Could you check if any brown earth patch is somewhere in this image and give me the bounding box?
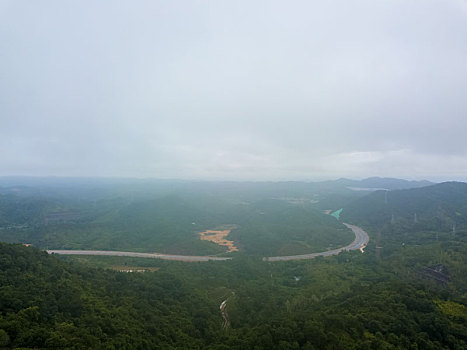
[199,229,239,252]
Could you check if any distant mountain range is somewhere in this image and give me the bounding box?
[0,176,433,188]
[341,181,467,232]
[319,177,434,191]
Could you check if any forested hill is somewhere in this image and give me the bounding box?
[0,243,225,349]
[1,240,467,349]
[0,194,51,226]
[341,181,467,232]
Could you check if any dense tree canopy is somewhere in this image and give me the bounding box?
[0,240,466,349]
[0,179,466,349]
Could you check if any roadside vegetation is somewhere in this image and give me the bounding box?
[0,179,466,348]
[0,182,356,256]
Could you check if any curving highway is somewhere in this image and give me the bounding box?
[264,223,369,262]
[47,223,368,263]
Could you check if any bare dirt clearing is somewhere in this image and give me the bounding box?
[199,227,239,252]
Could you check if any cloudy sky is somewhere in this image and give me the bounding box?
[1,0,467,181]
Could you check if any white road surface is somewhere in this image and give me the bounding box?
[264,223,369,262]
[47,223,368,263]
[46,249,231,262]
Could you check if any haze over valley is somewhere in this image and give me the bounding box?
[1,0,467,348]
[1,176,467,348]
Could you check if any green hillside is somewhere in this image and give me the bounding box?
[228,199,353,256]
[1,237,466,349]
[341,182,467,234]
[0,186,353,256]
[0,243,223,349]
[1,179,467,349]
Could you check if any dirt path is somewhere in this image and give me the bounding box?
[220,299,230,329]
[219,292,234,329]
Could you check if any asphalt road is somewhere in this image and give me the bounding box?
[46,249,232,262]
[264,223,369,262]
[47,223,368,263]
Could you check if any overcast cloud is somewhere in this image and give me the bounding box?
[1,0,467,181]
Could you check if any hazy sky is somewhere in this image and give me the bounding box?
[1,0,467,181]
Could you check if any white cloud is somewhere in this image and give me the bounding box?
[1,0,466,181]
